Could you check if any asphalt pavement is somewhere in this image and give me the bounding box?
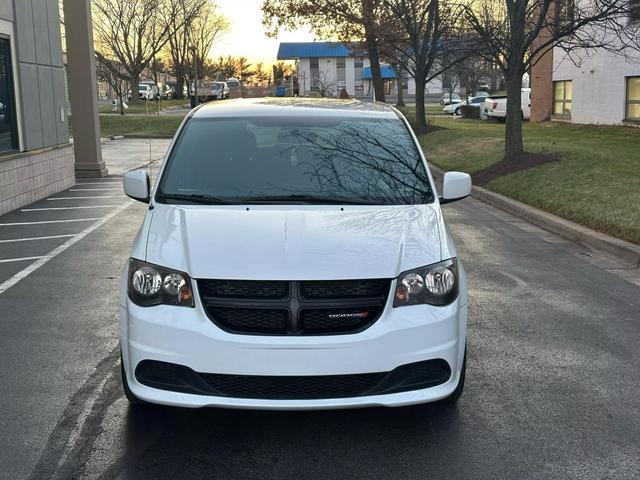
[0,174,638,479]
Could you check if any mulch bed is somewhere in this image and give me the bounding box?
[472,151,561,186]
[413,123,444,134]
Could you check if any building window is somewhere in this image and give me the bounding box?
[626,76,640,121]
[0,37,18,153]
[336,58,346,89]
[556,0,575,25]
[354,57,364,91]
[310,57,319,91]
[553,80,572,116]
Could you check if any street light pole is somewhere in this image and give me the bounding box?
[190,46,198,107]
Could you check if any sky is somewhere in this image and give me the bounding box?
[213,0,314,66]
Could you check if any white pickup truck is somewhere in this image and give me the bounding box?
[484,88,531,120]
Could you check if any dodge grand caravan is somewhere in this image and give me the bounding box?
[120,98,472,409]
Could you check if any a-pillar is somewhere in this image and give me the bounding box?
[63,0,107,177]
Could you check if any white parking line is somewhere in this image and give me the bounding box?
[21,205,121,212]
[0,218,101,226]
[70,188,121,192]
[0,202,132,295]
[48,196,122,200]
[75,181,123,185]
[0,234,76,243]
[0,256,45,264]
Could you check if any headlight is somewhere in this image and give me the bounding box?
[128,258,194,307]
[393,258,458,307]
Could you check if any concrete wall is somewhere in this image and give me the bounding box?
[0,0,74,215]
[553,46,640,125]
[0,144,74,215]
[13,0,69,151]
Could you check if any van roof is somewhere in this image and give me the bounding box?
[190,98,399,119]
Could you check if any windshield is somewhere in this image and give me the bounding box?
[157,116,433,205]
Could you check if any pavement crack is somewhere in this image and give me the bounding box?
[27,344,121,480]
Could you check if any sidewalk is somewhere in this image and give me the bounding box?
[101,138,171,175]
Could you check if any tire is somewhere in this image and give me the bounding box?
[121,353,147,406]
[455,107,462,116]
[441,348,466,404]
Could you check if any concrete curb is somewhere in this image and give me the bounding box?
[430,164,640,267]
[122,134,174,139]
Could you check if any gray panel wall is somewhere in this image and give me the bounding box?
[12,0,68,152]
[0,1,13,22]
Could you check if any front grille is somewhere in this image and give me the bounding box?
[211,307,289,334]
[301,279,389,299]
[136,359,452,399]
[198,279,392,335]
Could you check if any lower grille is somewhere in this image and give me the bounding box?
[135,359,452,400]
[198,279,392,336]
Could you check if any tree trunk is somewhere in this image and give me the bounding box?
[414,74,427,130]
[396,69,405,107]
[175,74,185,100]
[504,73,524,160]
[130,74,140,103]
[365,30,385,103]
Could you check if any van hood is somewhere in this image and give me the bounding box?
[144,204,443,280]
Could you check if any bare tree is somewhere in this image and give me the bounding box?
[185,3,230,89]
[262,0,389,102]
[93,0,170,101]
[379,0,471,130]
[313,70,337,97]
[95,54,129,115]
[462,0,639,160]
[165,0,209,99]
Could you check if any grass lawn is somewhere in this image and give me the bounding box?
[98,99,189,114]
[398,108,640,244]
[70,115,184,138]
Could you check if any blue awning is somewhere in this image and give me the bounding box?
[363,66,396,80]
[277,42,351,60]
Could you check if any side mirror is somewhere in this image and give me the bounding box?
[123,170,150,203]
[440,171,472,204]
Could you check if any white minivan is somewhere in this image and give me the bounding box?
[120,98,471,410]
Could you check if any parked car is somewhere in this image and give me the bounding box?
[208,82,229,100]
[138,83,156,101]
[225,78,240,89]
[440,93,462,105]
[469,91,490,101]
[484,88,531,121]
[120,98,471,410]
[160,85,174,100]
[443,96,486,116]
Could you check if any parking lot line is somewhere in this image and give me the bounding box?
[21,205,122,212]
[0,234,76,243]
[47,196,122,200]
[0,218,102,226]
[0,201,132,295]
[75,181,123,185]
[69,188,121,192]
[0,256,45,264]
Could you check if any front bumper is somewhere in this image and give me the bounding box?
[120,284,467,409]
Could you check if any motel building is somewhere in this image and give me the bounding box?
[277,42,443,100]
[531,9,640,125]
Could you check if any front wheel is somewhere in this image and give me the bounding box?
[454,107,462,116]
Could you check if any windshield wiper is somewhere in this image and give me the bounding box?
[238,194,380,205]
[156,192,236,205]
